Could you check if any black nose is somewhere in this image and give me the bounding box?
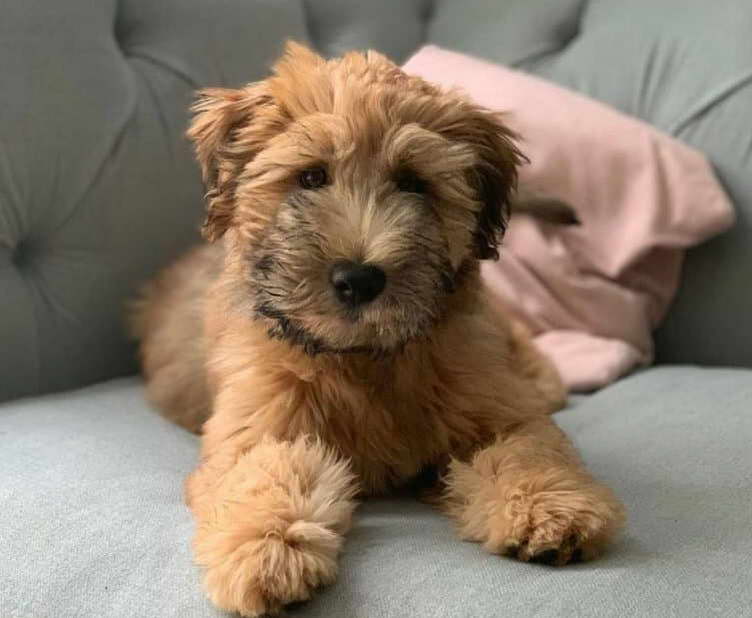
[330,261,386,307]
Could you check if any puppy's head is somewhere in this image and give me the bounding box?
[188,42,523,355]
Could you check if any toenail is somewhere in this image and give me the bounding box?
[530,549,559,565]
[503,543,520,557]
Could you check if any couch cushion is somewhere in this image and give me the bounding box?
[0,0,309,402]
[427,0,752,368]
[302,0,428,63]
[2,367,751,617]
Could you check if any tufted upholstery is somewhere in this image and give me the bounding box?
[1,0,750,401]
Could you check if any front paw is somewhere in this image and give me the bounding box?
[447,460,625,566]
[485,480,625,566]
[200,521,343,617]
[191,436,358,616]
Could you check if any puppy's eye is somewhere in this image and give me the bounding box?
[299,168,328,189]
[396,172,427,194]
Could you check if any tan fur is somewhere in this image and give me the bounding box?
[134,42,624,617]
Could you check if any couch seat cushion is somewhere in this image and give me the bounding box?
[2,367,751,617]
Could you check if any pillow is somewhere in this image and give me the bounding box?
[403,46,735,392]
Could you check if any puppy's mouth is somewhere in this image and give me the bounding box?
[256,302,428,359]
[254,301,402,357]
[249,254,462,357]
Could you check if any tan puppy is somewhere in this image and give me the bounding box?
[133,42,624,617]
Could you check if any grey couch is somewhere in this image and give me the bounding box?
[2,1,751,617]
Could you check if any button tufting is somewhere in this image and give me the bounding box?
[11,241,30,268]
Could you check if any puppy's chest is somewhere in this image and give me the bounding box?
[299,370,490,494]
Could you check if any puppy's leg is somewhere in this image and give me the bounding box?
[444,417,624,565]
[187,436,358,617]
[507,319,567,413]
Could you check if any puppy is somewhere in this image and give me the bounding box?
[133,43,623,617]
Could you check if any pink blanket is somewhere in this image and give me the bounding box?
[404,46,735,392]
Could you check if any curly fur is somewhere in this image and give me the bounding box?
[133,42,624,617]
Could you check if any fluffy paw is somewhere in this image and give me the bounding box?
[201,521,343,617]
[445,425,625,567]
[190,436,358,616]
[484,481,625,566]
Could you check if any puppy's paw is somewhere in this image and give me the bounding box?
[484,481,625,566]
[201,521,342,617]
[191,436,358,616]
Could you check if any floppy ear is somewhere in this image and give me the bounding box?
[187,83,276,241]
[458,109,525,260]
[188,42,326,241]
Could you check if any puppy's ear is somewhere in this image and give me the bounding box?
[456,109,525,260]
[187,84,276,241]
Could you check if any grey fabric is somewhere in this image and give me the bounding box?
[428,0,586,68]
[303,0,429,63]
[0,0,309,402]
[2,367,752,617]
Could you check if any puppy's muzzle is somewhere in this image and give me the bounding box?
[330,261,386,308]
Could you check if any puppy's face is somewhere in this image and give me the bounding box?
[189,43,522,355]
